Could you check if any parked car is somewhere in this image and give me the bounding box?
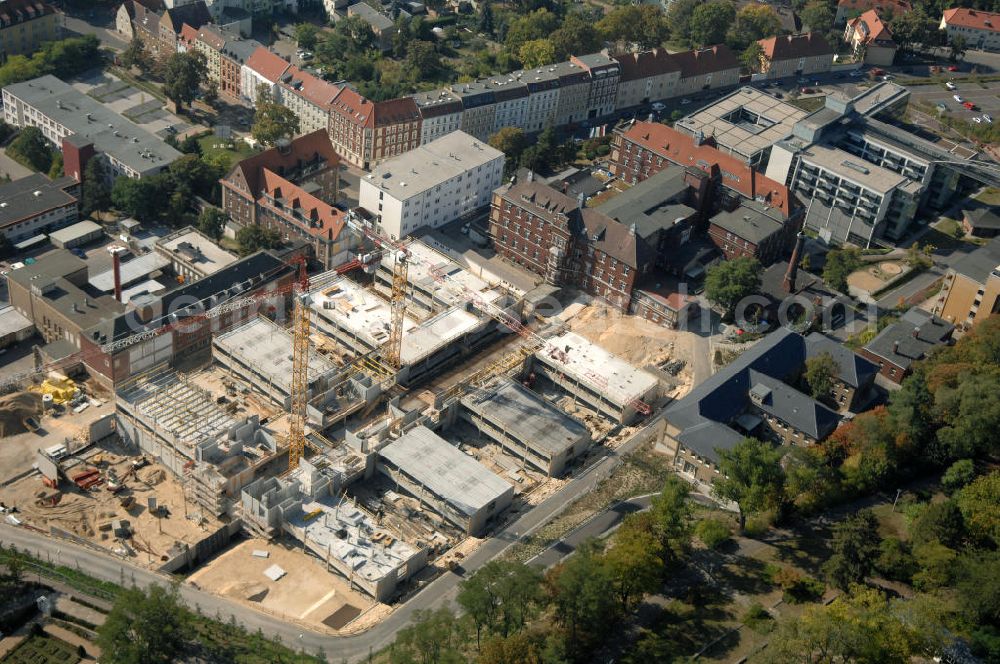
[984,114,993,124]
[948,65,959,71]
[972,116,982,124]
[850,69,864,77]
[774,92,783,98]
[882,74,895,81]
[953,94,963,102]
[963,101,976,110]
[651,102,666,112]
[680,98,691,105]
[945,81,957,90]
[936,102,948,112]
[70,248,87,259]
[801,87,814,94]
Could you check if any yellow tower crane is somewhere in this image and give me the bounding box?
[385,250,409,369]
[288,259,311,471]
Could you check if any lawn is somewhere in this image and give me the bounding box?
[788,96,827,113]
[196,134,258,164]
[975,187,1000,205]
[2,633,80,664]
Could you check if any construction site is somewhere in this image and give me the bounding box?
[0,226,684,631]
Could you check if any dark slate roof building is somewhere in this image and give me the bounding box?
[860,308,954,383]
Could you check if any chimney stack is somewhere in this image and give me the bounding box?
[912,326,920,338]
[783,232,805,293]
[893,340,900,354]
[111,247,123,303]
[577,191,585,209]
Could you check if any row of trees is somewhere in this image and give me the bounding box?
[390,477,696,663]
[0,34,101,88]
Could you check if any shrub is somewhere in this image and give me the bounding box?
[942,459,975,494]
[741,602,774,633]
[876,537,916,583]
[771,566,824,603]
[695,518,731,550]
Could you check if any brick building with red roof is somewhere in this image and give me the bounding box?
[327,88,421,169]
[756,33,834,79]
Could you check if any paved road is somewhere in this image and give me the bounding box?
[0,412,668,662]
[0,149,32,181]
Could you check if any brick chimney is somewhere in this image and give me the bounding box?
[783,232,805,293]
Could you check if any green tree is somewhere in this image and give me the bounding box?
[799,0,835,34]
[911,539,957,590]
[203,81,218,108]
[741,42,765,73]
[96,584,188,664]
[457,561,544,647]
[390,607,464,664]
[9,126,53,173]
[824,509,880,590]
[47,151,63,180]
[550,14,602,61]
[294,23,320,50]
[948,34,967,62]
[804,351,839,400]
[933,372,1000,460]
[121,36,149,72]
[704,256,762,322]
[404,40,441,84]
[822,246,861,292]
[666,0,700,46]
[648,474,692,562]
[504,9,560,57]
[956,471,1000,547]
[81,159,111,217]
[695,518,731,550]
[941,459,975,493]
[477,633,542,664]
[689,0,736,48]
[712,437,785,530]
[163,51,208,110]
[197,207,227,241]
[251,87,301,147]
[236,224,283,256]
[956,550,1000,631]
[547,541,616,658]
[518,39,556,69]
[478,0,495,36]
[728,4,781,50]
[111,176,164,223]
[488,127,528,168]
[876,537,916,583]
[597,5,670,52]
[911,499,964,548]
[890,9,937,54]
[604,514,663,613]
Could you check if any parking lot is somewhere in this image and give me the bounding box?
[908,78,1000,125]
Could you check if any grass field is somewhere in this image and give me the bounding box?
[196,134,258,163]
[2,634,80,664]
[975,187,1000,205]
[788,96,827,112]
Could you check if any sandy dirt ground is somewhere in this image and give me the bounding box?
[0,449,221,565]
[187,538,378,631]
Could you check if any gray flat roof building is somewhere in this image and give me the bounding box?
[0,173,79,243]
[2,75,181,179]
[378,425,513,535]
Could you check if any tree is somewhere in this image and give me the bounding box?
[294,23,319,50]
[911,499,964,548]
[603,514,663,613]
[9,126,53,173]
[956,471,1000,547]
[163,51,207,110]
[504,9,560,57]
[111,177,163,223]
[390,607,464,664]
[597,5,670,52]
[823,509,880,590]
[941,459,975,493]
[704,256,762,322]
[518,39,556,69]
[488,127,528,168]
[933,372,1000,460]
[251,88,300,147]
[949,34,967,62]
[197,208,227,241]
[956,550,1000,630]
[799,0,835,34]
[236,224,283,256]
[202,81,218,108]
[741,42,765,73]
[891,9,937,54]
[404,40,441,84]
[876,537,916,583]
[911,539,957,590]
[804,351,839,400]
[765,586,928,664]
[695,518,731,550]
[97,584,187,664]
[47,151,63,180]
[550,14,602,61]
[689,1,736,48]
[648,475,692,562]
[121,36,149,72]
[728,4,781,51]
[547,542,616,658]
[667,0,700,46]
[457,561,544,647]
[477,633,542,664]
[478,0,495,36]
[712,437,785,530]
[822,247,861,292]
[81,159,111,217]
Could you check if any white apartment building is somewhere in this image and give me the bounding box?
[413,90,463,145]
[940,8,1000,51]
[359,131,504,240]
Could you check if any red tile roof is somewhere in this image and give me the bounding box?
[848,9,895,46]
[278,65,341,109]
[670,45,740,79]
[330,86,375,128]
[224,129,341,199]
[196,24,227,51]
[758,32,834,60]
[613,49,681,83]
[246,46,291,84]
[620,121,794,216]
[0,0,55,26]
[260,169,346,240]
[178,22,198,47]
[373,97,420,127]
[941,7,1000,33]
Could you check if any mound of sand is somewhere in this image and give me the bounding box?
[0,392,43,438]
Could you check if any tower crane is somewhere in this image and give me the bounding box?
[287,258,311,471]
[384,250,409,369]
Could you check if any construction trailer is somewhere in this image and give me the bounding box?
[308,276,513,387]
[376,425,514,536]
[240,458,427,603]
[459,377,593,477]
[530,330,660,424]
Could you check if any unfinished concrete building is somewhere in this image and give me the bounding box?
[240,457,427,602]
[376,425,514,536]
[530,331,660,424]
[309,277,505,387]
[115,365,282,516]
[460,377,592,477]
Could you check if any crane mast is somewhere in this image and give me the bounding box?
[288,260,311,471]
[385,250,408,369]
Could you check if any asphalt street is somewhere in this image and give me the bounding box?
[0,411,672,662]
